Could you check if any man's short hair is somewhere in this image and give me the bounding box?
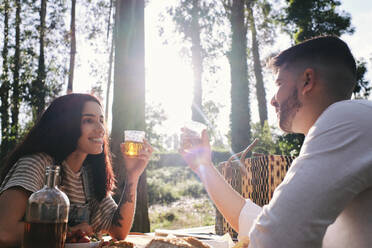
[270,36,357,99]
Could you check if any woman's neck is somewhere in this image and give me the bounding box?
[65,151,87,173]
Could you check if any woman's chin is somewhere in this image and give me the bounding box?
[89,148,103,155]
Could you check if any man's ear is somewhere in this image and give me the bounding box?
[301,68,315,95]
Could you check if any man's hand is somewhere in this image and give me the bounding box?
[179,129,213,174]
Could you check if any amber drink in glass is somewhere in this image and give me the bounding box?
[124,130,145,157]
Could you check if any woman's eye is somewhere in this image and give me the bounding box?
[83,118,94,124]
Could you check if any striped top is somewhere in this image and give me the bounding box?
[60,160,86,204]
[0,153,117,233]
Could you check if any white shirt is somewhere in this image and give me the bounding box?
[238,100,372,248]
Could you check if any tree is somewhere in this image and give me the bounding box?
[251,121,282,155]
[353,59,371,99]
[202,100,225,148]
[145,103,167,152]
[105,0,115,120]
[31,0,47,119]
[246,0,275,127]
[225,0,252,153]
[67,0,76,94]
[1,0,67,160]
[281,0,354,44]
[166,0,223,124]
[247,1,267,126]
[111,0,149,232]
[9,0,22,148]
[0,0,11,159]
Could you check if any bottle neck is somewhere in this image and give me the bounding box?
[45,166,60,188]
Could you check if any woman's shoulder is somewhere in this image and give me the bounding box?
[16,152,54,168]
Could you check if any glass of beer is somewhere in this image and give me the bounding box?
[180,121,207,153]
[124,130,145,157]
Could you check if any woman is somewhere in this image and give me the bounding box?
[0,93,153,247]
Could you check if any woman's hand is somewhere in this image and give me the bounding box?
[120,139,153,179]
[179,129,213,174]
[68,222,94,237]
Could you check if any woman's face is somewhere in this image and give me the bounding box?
[75,101,105,155]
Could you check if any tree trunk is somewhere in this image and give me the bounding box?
[32,0,47,119]
[247,1,267,126]
[105,4,115,121]
[10,0,22,148]
[229,0,251,153]
[191,0,204,124]
[111,0,149,232]
[0,0,10,160]
[67,0,76,94]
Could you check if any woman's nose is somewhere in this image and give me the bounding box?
[96,122,105,135]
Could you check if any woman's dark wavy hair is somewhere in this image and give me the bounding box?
[0,93,115,201]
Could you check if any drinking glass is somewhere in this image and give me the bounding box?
[180,121,207,152]
[123,130,145,157]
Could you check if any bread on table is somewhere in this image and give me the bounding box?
[99,240,135,248]
[145,236,211,248]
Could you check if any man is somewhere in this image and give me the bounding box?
[180,36,372,247]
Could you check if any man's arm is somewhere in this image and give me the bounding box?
[180,130,261,232]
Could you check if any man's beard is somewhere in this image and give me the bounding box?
[278,88,302,133]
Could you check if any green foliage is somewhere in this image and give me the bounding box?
[1,0,67,158]
[251,121,281,155]
[353,60,371,99]
[146,164,207,205]
[146,152,214,230]
[146,150,234,230]
[202,100,226,149]
[149,197,215,232]
[250,121,303,157]
[145,103,167,152]
[277,133,304,157]
[164,0,226,59]
[281,0,354,43]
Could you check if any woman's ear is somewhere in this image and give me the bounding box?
[301,68,315,95]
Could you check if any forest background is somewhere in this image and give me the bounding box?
[1,0,371,232]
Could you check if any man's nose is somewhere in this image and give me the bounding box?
[270,95,278,107]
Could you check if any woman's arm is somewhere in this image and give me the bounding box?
[0,188,30,247]
[108,174,140,240]
[108,139,153,240]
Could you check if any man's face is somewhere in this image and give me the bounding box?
[270,66,303,133]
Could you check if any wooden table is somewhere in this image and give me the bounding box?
[123,226,233,248]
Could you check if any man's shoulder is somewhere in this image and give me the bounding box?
[322,100,372,121]
[329,99,372,111]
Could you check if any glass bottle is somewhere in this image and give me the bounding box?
[22,166,70,248]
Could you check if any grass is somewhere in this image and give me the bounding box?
[149,196,216,232]
[146,162,217,232]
